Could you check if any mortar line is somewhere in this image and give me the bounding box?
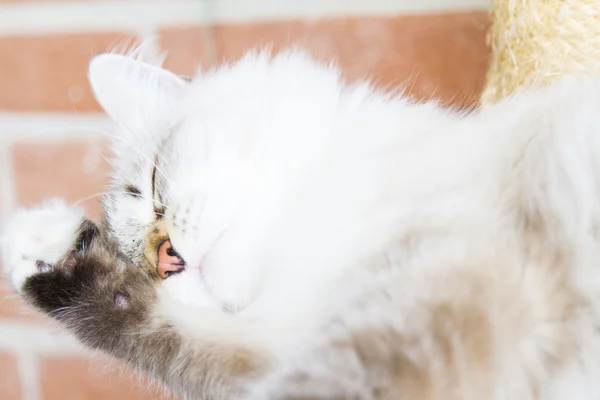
[18,350,41,400]
[0,140,16,214]
[0,320,84,355]
[200,0,218,68]
[0,0,492,36]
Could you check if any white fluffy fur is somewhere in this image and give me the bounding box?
[7,49,600,398]
[2,199,84,291]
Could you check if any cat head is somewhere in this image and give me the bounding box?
[90,49,354,312]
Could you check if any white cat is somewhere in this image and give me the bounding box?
[4,49,600,399]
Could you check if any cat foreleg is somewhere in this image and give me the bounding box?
[2,201,267,399]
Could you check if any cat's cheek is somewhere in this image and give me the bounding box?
[158,271,215,308]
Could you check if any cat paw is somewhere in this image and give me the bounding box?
[1,199,85,292]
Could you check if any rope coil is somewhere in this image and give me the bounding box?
[481,0,600,106]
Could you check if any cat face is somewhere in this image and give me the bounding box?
[90,51,346,312]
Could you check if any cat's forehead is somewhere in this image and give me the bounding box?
[105,50,349,192]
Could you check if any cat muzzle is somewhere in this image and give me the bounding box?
[157,240,185,279]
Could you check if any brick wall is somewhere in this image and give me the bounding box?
[0,0,491,399]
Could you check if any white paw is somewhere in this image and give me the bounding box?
[1,199,85,292]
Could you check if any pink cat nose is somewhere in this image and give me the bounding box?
[157,240,185,279]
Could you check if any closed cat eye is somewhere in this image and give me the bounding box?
[157,240,185,279]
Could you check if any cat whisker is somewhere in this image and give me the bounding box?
[151,159,174,186]
[126,327,172,336]
[87,140,118,171]
[12,123,178,192]
[73,190,111,206]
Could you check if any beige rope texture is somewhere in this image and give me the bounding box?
[481,0,600,106]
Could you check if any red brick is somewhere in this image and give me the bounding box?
[0,352,22,400]
[160,26,208,76]
[13,140,110,220]
[41,356,174,400]
[160,13,490,107]
[0,33,138,111]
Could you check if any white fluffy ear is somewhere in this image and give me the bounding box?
[88,53,186,127]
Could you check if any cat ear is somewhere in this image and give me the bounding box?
[88,53,186,127]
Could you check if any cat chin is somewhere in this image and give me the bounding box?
[158,269,216,308]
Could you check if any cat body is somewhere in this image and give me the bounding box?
[4,50,600,399]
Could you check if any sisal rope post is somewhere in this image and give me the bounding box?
[480,0,600,107]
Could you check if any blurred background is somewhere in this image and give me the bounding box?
[0,0,490,398]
